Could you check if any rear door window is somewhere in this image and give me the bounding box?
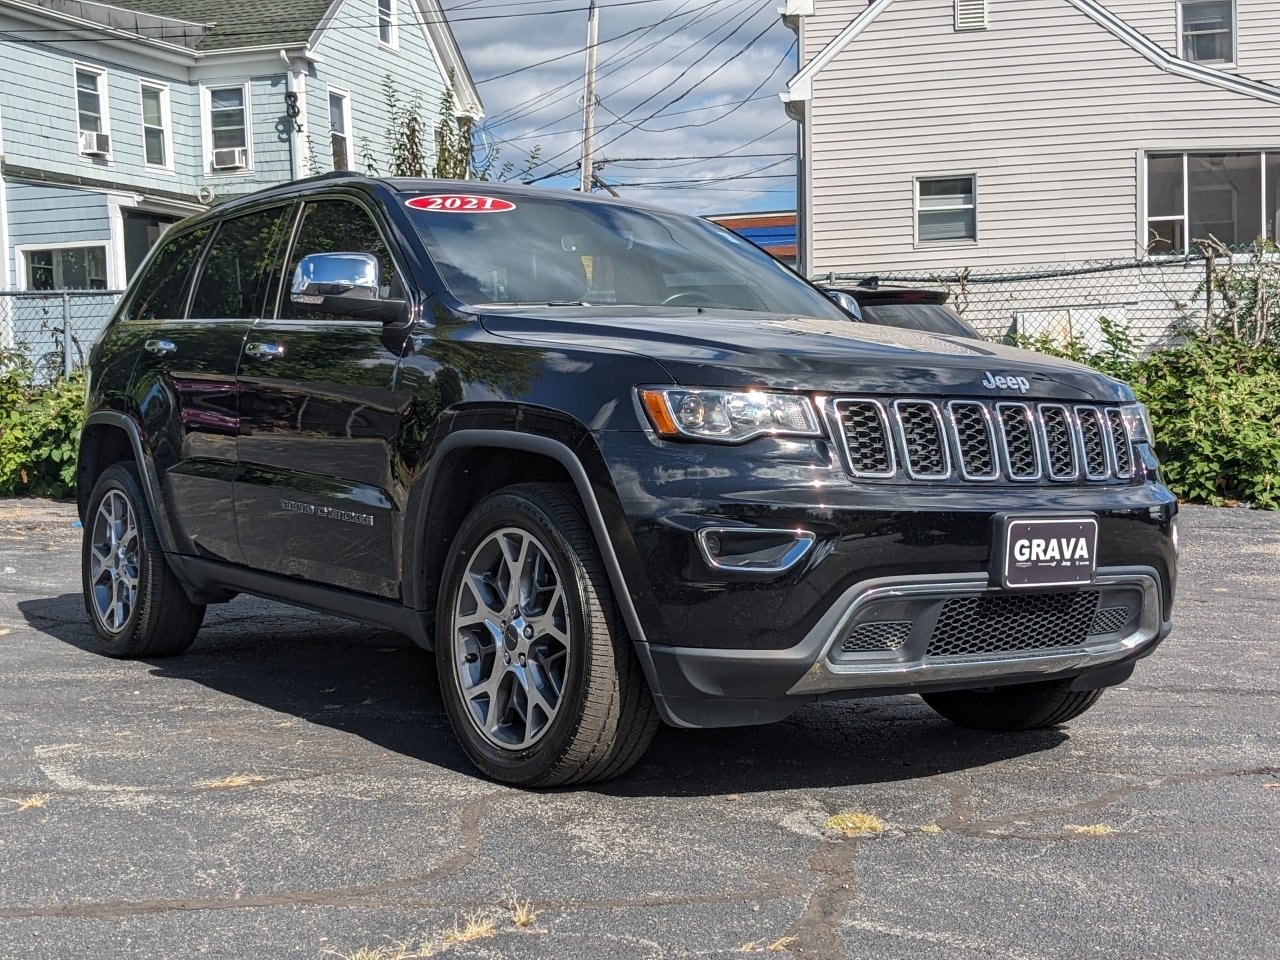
[189,206,292,319]
[125,226,211,321]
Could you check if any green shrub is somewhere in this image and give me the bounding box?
[1134,337,1280,509]
[0,357,86,499]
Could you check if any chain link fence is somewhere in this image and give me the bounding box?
[0,290,124,382]
[817,255,1229,350]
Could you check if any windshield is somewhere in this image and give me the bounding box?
[404,193,848,321]
[858,302,980,339]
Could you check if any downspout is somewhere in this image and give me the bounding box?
[281,50,310,180]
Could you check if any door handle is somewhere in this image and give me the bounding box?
[245,341,286,360]
[144,339,176,355]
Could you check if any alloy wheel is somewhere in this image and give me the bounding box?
[451,527,571,751]
[88,489,140,634]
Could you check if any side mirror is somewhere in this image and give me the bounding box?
[825,289,863,321]
[290,252,407,322]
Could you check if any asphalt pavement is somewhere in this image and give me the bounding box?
[0,500,1276,960]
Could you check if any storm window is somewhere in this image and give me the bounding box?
[24,247,108,290]
[140,83,170,167]
[1180,1,1235,64]
[378,0,396,46]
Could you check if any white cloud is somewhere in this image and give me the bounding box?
[447,0,798,214]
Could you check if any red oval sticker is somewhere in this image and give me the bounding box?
[405,195,516,213]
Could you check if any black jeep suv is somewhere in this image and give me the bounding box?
[78,174,1177,786]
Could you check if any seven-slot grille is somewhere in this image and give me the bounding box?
[832,397,1136,483]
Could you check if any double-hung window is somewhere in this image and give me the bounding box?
[916,176,977,243]
[1146,151,1279,252]
[329,91,351,171]
[207,85,249,171]
[75,66,109,156]
[1180,0,1234,65]
[140,82,171,168]
[377,0,396,46]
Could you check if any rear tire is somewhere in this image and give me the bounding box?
[436,482,659,787]
[82,462,205,657]
[921,678,1104,731]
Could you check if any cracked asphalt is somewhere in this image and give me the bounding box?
[0,500,1277,960]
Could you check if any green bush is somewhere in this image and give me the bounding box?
[1015,330,1280,509]
[1134,337,1280,509]
[0,354,86,499]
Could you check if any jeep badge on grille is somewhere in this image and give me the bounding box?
[981,371,1031,392]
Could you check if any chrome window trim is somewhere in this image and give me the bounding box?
[994,401,1043,481]
[830,397,898,479]
[892,399,952,480]
[945,399,1000,481]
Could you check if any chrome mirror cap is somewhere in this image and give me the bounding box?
[291,252,380,304]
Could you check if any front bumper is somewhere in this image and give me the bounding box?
[637,567,1170,728]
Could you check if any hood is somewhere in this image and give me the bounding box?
[477,307,1133,402]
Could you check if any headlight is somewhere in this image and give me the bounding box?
[639,387,822,443]
[1121,402,1153,444]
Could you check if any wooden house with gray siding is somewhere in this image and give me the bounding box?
[782,0,1280,277]
[0,0,480,292]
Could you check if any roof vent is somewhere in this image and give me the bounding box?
[955,0,988,31]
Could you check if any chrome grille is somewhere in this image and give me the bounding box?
[1075,406,1111,479]
[1105,407,1134,477]
[1040,405,1079,481]
[842,621,913,653]
[894,401,949,479]
[833,400,895,477]
[996,403,1041,480]
[833,397,1138,485]
[926,591,1102,659]
[947,401,998,480]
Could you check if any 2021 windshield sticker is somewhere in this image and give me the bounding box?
[405,195,516,213]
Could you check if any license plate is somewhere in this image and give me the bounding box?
[1000,517,1098,589]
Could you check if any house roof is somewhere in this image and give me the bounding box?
[102,0,331,50]
[784,0,1280,107]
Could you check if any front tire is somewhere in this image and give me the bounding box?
[921,678,1104,731]
[436,483,658,787]
[82,462,205,657]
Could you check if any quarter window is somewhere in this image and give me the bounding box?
[916,176,977,243]
[377,0,396,46]
[1180,0,1234,64]
[329,92,351,171]
[1147,152,1271,252]
[189,208,292,319]
[140,83,170,167]
[281,199,400,320]
[23,247,107,290]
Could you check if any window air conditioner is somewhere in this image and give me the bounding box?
[79,131,111,156]
[212,147,248,171]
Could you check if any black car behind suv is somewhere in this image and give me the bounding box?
[78,174,1177,786]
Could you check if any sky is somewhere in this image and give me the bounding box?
[443,0,799,216]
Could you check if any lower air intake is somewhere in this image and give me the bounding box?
[926,591,1101,658]
[842,620,913,653]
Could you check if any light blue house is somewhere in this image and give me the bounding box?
[0,0,481,294]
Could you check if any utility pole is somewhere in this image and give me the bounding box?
[579,0,598,193]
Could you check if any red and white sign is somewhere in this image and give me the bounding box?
[405,195,516,213]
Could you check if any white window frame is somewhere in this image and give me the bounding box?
[1177,0,1236,67]
[200,82,253,175]
[914,174,978,246]
[327,86,353,172]
[1143,150,1273,253]
[73,63,111,159]
[139,80,174,172]
[377,0,398,49]
[16,242,110,291]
